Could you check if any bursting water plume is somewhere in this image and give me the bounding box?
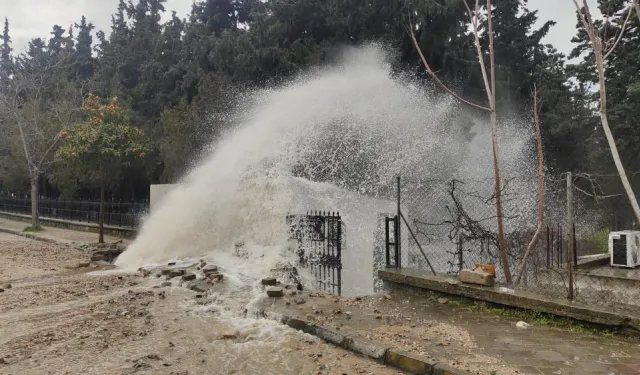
[116,44,535,294]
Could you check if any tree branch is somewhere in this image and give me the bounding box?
[603,3,634,60]
[406,23,490,111]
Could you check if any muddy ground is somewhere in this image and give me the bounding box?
[0,232,403,375]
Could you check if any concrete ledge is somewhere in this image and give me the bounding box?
[0,226,61,245]
[347,336,389,361]
[379,268,640,333]
[0,212,138,239]
[279,313,470,375]
[385,349,437,374]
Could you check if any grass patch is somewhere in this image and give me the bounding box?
[23,226,44,233]
[590,227,610,254]
[467,301,617,336]
[414,289,619,336]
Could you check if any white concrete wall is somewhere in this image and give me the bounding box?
[149,184,177,215]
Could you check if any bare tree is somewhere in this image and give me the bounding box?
[408,0,513,283]
[515,86,545,285]
[0,58,84,227]
[570,0,640,226]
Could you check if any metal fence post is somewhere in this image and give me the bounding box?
[396,176,401,269]
[567,171,574,300]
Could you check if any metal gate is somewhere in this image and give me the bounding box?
[286,211,342,295]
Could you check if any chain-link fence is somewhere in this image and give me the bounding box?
[391,173,640,314]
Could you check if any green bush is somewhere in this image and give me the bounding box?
[23,226,44,233]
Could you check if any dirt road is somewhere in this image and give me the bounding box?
[0,233,402,375]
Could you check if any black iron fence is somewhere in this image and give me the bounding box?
[286,211,343,295]
[0,196,148,228]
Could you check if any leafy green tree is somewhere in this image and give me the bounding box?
[55,94,151,242]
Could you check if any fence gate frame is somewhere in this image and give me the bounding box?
[286,211,343,295]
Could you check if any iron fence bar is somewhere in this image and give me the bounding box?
[573,223,578,268]
[396,177,402,269]
[385,218,391,267]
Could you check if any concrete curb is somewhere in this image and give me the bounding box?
[277,313,471,375]
[379,268,640,333]
[0,226,63,245]
[0,211,137,239]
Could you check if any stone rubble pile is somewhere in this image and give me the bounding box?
[137,259,226,295]
[76,241,127,267]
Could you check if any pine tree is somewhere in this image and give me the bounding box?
[74,16,95,79]
[0,17,13,90]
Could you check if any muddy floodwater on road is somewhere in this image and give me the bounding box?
[0,233,403,375]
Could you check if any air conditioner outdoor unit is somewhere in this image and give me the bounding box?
[610,231,640,268]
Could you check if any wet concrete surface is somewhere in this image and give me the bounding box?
[260,288,640,375]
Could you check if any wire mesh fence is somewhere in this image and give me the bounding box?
[394,173,640,313]
[0,195,148,228]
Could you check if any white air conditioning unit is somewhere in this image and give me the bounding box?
[610,231,640,268]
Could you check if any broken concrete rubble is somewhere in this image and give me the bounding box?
[459,268,495,286]
[266,287,284,297]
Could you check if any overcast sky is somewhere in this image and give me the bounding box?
[0,0,596,57]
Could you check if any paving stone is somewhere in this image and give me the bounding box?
[266,287,284,297]
[187,281,211,293]
[181,273,196,281]
[202,265,218,275]
[167,269,186,278]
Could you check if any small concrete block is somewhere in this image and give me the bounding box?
[385,349,436,374]
[209,273,223,281]
[78,262,91,268]
[266,286,284,297]
[187,281,211,293]
[261,277,277,286]
[182,273,196,281]
[167,269,186,278]
[347,337,389,361]
[459,268,495,286]
[202,265,219,275]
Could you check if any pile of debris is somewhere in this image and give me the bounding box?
[138,260,224,294]
[77,241,127,267]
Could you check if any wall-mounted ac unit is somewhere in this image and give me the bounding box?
[610,231,640,268]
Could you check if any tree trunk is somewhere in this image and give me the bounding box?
[515,89,545,285]
[600,113,640,225]
[594,43,640,227]
[99,176,105,244]
[30,174,40,228]
[489,110,512,284]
